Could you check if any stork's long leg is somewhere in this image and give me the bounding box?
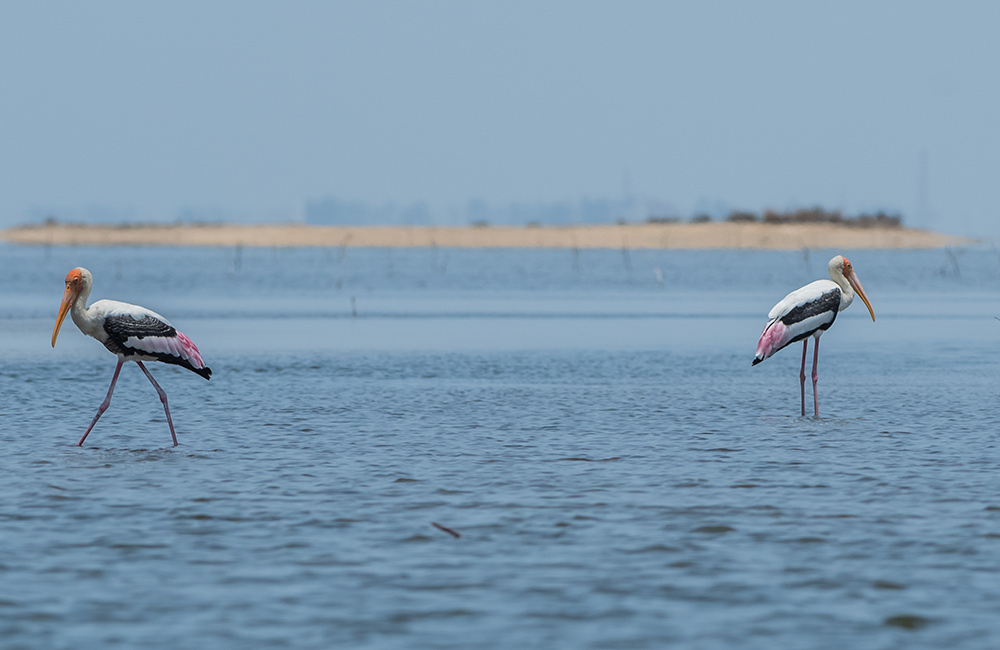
[811,337,820,417]
[78,358,125,446]
[137,361,178,446]
[799,340,808,417]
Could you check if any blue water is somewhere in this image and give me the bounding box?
[1,244,999,649]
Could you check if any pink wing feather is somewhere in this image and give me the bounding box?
[173,331,207,369]
[754,319,790,364]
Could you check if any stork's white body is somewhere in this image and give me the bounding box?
[71,298,205,368]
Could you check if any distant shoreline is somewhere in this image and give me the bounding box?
[0,222,970,250]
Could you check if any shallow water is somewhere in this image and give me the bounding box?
[1,244,999,649]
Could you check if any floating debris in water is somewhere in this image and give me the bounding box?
[431,522,461,539]
[884,614,931,630]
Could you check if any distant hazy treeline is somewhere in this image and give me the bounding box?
[719,207,902,228]
[306,197,904,228]
[26,199,904,229]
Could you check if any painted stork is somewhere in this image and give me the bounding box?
[752,255,875,417]
[51,267,211,446]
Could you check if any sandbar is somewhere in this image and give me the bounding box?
[0,222,969,249]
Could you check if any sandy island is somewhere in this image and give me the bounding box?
[0,222,969,249]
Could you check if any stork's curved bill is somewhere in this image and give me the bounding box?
[843,263,875,323]
[52,268,83,347]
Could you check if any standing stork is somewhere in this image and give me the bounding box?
[51,267,212,446]
[752,255,875,417]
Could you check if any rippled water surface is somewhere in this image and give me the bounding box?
[1,244,999,649]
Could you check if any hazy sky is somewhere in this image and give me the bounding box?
[1,1,998,237]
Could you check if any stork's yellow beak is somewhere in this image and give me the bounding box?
[845,267,875,322]
[52,284,77,347]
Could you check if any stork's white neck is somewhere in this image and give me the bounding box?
[828,262,855,312]
[69,274,99,335]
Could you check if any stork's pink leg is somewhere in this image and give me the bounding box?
[78,358,125,446]
[137,361,178,446]
[811,337,820,417]
[799,340,808,417]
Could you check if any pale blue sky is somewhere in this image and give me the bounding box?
[1,1,998,236]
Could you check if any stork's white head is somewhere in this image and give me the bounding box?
[828,255,875,322]
[52,267,93,347]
